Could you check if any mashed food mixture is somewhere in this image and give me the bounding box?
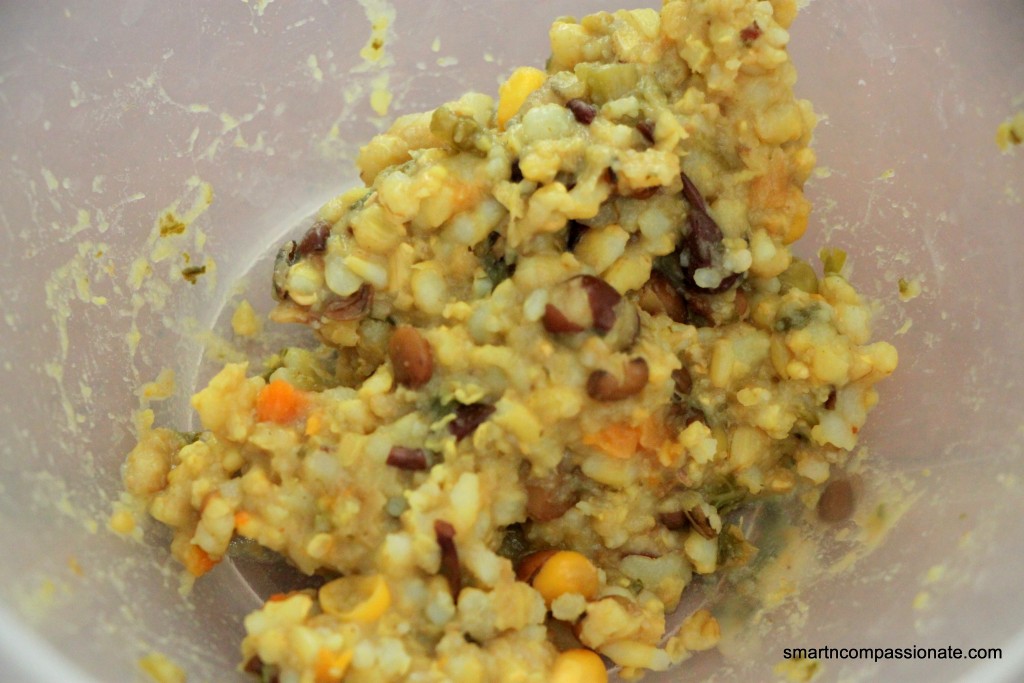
[124,1,897,681]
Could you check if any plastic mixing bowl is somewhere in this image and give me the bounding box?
[1,1,1022,681]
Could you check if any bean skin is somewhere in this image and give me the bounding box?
[322,284,373,321]
[525,470,579,522]
[515,549,558,583]
[295,220,332,258]
[638,272,687,323]
[678,171,739,294]
[586,358,649,401]
[637,119,656,144]
[434,520,462,596]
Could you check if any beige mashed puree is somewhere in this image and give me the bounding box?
[123,1,898,681]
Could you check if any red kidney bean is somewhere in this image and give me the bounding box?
[566,98,598,125]
[386,447,429,471]
[449,403,496,441]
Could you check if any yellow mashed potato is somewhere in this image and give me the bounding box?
[123,1,897,681]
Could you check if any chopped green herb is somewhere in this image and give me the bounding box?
[819,247,847,276]
[774,304,819,332]
[497,524,530,562]
[701,477,748,515]
[717,524,758,570]
[478,232,515,286]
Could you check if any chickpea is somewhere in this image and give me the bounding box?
[520,550,600,605]
[550,649,608,683]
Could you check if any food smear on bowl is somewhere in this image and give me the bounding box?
[121,0,898,680]
[996,110,1024,152]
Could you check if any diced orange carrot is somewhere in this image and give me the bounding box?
[256,379,308,424]
[582,423,641,459]
[315,648,353,683]
[234,510,251,530]
[639,414,669,451]
[184,545,218,577]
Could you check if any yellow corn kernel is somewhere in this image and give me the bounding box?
[305,412,323,436]
[319,574,391,622]
[550,649,608,683]
[497,67,546,129]
[531,551,600,605]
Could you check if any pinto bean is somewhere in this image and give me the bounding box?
[388,325,433,388]
[544,275,638,350]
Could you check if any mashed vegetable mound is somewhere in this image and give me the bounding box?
[124,1,897,681]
